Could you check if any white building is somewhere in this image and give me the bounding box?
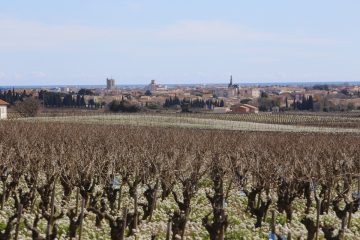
[0,100,9,119]
[213,107,231,114]
[60,87,70,93]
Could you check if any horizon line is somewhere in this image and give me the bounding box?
[1,80,360,89]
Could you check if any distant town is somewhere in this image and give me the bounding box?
[1,77,360,119]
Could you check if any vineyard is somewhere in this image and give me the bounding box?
[10,112,360,134]
[189,112,360,129]
[1,121,360,239]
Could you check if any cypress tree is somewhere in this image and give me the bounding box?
[80,96,86,107]
[293,97,296,110]
[308,95,314,110]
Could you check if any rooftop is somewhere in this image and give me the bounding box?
[0,100,9,105]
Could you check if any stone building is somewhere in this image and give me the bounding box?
[0,100,9,119]
[106,78,116,90]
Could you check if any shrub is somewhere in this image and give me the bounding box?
[14,97,40,117]
[108,100,141,112]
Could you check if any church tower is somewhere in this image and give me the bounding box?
[228,75,233,88]
[227,75,240,96]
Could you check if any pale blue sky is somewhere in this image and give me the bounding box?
[0,0,359,85]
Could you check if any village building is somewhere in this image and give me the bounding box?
[239,88,260,98]
[0,100,9,119]
[213,76,240,98]
[213,107,231,114]
[230,104,259,114]
[106,78,116,90]
[272,106,280,112]
[145,80,158,92]
[227,75,240,97]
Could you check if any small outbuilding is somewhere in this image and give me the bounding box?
[213,107,232,114]
[0,100,9,119]
[230,104,259,114]
[231,105,251,113]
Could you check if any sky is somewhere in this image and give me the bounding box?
[0,0,359,85]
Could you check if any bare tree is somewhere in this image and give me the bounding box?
[14,98,40,117]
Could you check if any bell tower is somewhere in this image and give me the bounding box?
[228,75,233,88]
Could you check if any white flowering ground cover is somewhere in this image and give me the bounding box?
[188,112,360,129]
[2,117,359,239]
[1,178,360,239]
[17,114,360,134]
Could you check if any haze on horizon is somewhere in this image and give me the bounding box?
[0,0,359,86]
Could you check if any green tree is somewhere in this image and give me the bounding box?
[80,96,86,107]
[308,96,314,110]
[108,100,140,112]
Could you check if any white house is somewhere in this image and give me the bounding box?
[213,107,231,114]
[0,100,9,119]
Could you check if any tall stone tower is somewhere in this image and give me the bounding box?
[106,78,115,90]
[227,75,239,96]
[228,75,233,87]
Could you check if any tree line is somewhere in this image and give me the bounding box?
[292,95,314,111]
[38,90,104,108]
[163,96,225,109]
[0,89,30,105]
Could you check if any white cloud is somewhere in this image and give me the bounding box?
[0,71,48,85]
[0,18,344,84]
[30,71,47,78]
[0,17,112,51]
[155,20,336,46]
[0,18,336,52]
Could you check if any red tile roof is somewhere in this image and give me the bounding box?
[0,100,9,105]
[242,104,258,110]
